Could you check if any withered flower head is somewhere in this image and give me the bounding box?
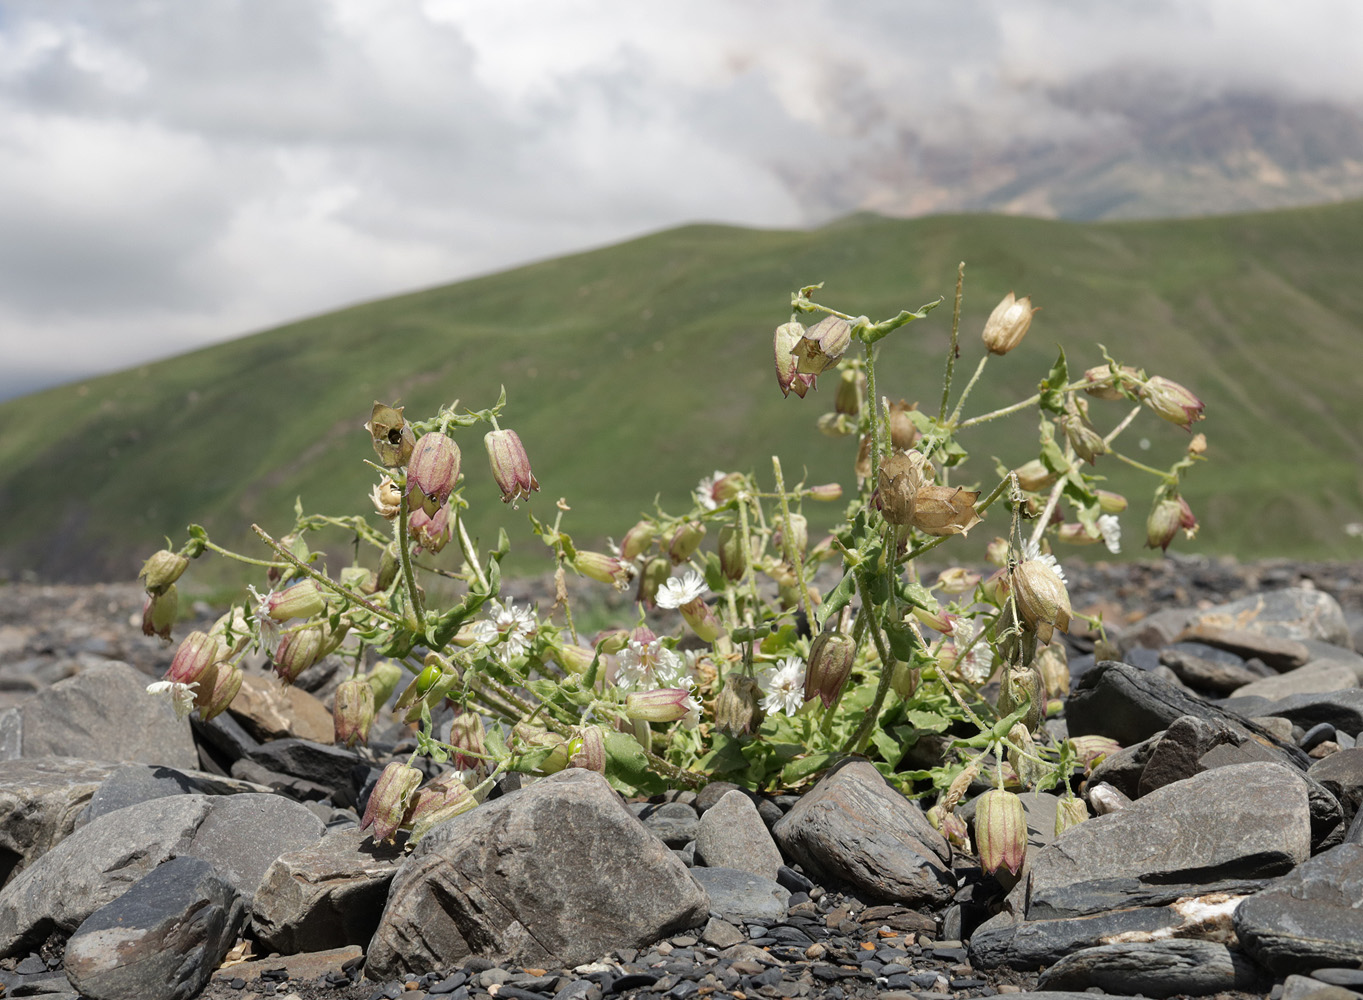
[911,485,981,537]
[485,428,539,504]
[790,315,852,376]
[876,451,928,526]
[982,292,1037,356]
[773,322,816,397]
[1010,559,1072,644]
[365,402,416,467]
[406,432,461,517]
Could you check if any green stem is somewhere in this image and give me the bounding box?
[737,494,762,611]
[641,748,705,789]
[396,498,424,631]
[948,356,991,426]
[203,539,288,570]
[250,525,400,624]
[456,510,490,592]
[841,573,896,755]
[1111,450,1177,482]
[1103,404,1143,447]
[771,455,810,626]
[939,262,965,423]
[864,342,885,476]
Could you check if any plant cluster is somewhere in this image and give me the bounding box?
[139,264,1206,871]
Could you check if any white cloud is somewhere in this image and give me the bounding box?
[0,0,1359,396]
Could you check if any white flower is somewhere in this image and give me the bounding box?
[656,570,707,610]
[1021,539,1067,584]
[247,585,281,655]
[760,656,807,717]
[473,598,537,665]
[693,470,726,511]
[146,680,198,721]
[616,638,687,690]
[1097,514,1122,554]
[950,620,994,685]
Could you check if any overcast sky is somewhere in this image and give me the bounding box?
[1,0,1359,400]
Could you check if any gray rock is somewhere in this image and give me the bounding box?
[1232,663,1359,701]
[1138,715,1240,795]
[771,760,954,907]
[64,856,245,1000]
[0,758,118,885]
[253,826,404,954]
[1235,842,1363,974]
[1176,624,1311,671]
[694,790,782,880]
[1282,975,1363,1000]
[0,709,20,762]
[1197,741,1345,853]
[1025,762,1310,919]
[1036,940,1264,998]
[631,800,699,848]
[1185,588,1352,650]
[1087,735,1159,799]
[244,738,367,807]
[1309,749,1363,827]
[20,661,198,770]
[365,769,709,977]
[1160,647,1260,694]
[0,791,323,957]
[699,916,745,949]
[689,866,789,923]
[77,763,275,827]
[971,891,1248,971]
[1118,608,1196,651]
[1243,690,1363,738]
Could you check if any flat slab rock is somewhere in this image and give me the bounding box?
[1234,842,1363,974]
[1037,939,1265,999]
[771,760,954,907]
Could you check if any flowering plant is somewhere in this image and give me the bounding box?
[139,266,1205,861]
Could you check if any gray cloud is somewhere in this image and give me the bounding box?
[0,0,1358,395]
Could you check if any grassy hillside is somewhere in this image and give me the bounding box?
[3,203,1363,589]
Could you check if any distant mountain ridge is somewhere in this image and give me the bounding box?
[2,200,1362,584]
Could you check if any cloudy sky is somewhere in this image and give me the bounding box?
[1,0,1359,400]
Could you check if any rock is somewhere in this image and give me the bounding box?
[1282,974,1363,1000]
[688,867,789,923]
[0,709,21,762]
[244,738,367,807]
[209,945,363,990]
[1036,940,1264,998]
[1234,842,1363,974]
[1196,741,1346,853]
[1309,749,1363,827]
[694,790,782,880]
[1232,663,1359,701]
[64,856,245,1000]
[19,661,199,770]
[365,769,709,977]
[253,826,405,954]
[1118,608,1196,651]
[230,758,335,802]
[1238,690,1363,739]
[1175,624,1311,671]
[1024,762,1310,919]
[1185,588,1352,649]
[771,760,954,907]
[76,763,274,828]
[1159,647,1261,694]
[630,800,699,848]
[971,892,1247,971]
[227,674,335,744]
[0,758,118,885]
[1087,736,1159,799]
[1137,715,1240,795]
[0,792,323,956]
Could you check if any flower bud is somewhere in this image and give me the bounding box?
[1060,397,1106,464]
[406,432,461,517]
[912,485,982,537]
[792,315,852,375]
[773,513,809,560]
[575,550,632,589]
[942,761,981,815]
[370,477,402,520]
[888,400,920,452]
[808,482,843,502]
[1057,522,1099,545]
[365,659,404,709]
[774,322,816,397]
[1082,364,1139,401]
[1067,734,1122,772]
[140,549,188,595]
[679,598,723,643]
[985,537,1010,567]
[1012,459,1055,493]
[199,661,243,722]
[1006,722,1045,787]
[568,725,606,773]
[1010,559,1072,644]
[834,369,862,416]
[890,661,920,701]
[625,688,692,723]
[877,452,925,526]
[1096,489,1128,514]
[1140,376,1205,429]
[717,524,749,582]
[263,579,328,622]
[485,428,539,504]
[273,623,331,684]
[142,587,178,641]
[361,762,423,842]
[804,629,856,708]
[333,678,377,748]
[553,643,596,675]
[975,788,1028,876]
[448,711,487,771]
[209,607,252,657]
[594,628,630,656]
[409,502,452,554]
[1055,795,1089,836]
[715,674,764,735]
[620,520,657,561]
[365,402,416,468]
[167,631,225,689]
[1146,495,1198,551]
[1035,643,1070,699]
[399,653,461,723]
[936,567,980,595]
[667,521,706,564]
[405,773,477,844]
[817,412,857,437]
[981,292,1037,355]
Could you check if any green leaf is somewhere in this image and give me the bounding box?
[818,571,856,631]
[859,297,944,345]
[902,710,951,733]
[884,620,921,661]
[869,728,905,769]
[781,752,841,785]
[1038,347,1069,414]
[602,730,668,796]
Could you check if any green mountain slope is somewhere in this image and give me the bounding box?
[3,203,1363,586]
